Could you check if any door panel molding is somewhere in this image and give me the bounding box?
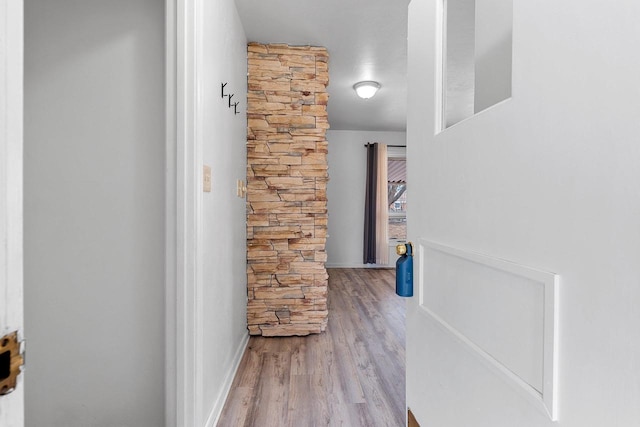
[417,239,559,420]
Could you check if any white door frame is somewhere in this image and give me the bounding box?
[0,0,24,425]
[2,1,201,424]
[166,0,205,426]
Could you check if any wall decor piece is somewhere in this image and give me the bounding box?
[246,43,329,336]
[221,82,241,115]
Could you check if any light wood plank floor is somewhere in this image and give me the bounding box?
[217,268,406,427]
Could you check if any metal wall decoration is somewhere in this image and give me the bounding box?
[221,82,240,115]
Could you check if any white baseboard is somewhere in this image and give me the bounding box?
[204,332,250,427]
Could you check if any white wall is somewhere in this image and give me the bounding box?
[24,1,165,426]
[200,0,249,425]
[326,130,406,268]
[407,0,640,426]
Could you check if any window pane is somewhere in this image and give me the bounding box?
[443,0,513,128]
[388,157,406,240]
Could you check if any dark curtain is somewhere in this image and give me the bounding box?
[363,143,378,263]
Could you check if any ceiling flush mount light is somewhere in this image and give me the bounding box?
[353,81,381,99]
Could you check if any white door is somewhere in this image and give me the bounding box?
[0,1,24,426]
[405,0,562,425]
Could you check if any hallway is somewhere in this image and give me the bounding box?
[217,268,406,427]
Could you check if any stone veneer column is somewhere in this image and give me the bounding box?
[246,43,330,336]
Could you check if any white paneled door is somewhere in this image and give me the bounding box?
[406,0,563,426]
[0,1,24,426]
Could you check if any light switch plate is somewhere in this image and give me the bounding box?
[203,165,211,192]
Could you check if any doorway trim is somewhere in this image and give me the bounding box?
[166,0,205,426]
[0,0,24,425]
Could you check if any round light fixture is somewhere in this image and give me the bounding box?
[353,81,381,99]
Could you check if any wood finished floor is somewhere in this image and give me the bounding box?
[217,268,406,427]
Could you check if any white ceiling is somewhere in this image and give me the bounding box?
[234,0,410,132]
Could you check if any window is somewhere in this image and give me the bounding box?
[442,0,513,129]
[388,148,406,240]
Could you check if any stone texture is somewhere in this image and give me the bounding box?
[246,43,330,336]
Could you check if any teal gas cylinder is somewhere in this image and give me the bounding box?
[395,242,413,297]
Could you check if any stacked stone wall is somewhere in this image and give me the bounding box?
[246,43,329,336]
